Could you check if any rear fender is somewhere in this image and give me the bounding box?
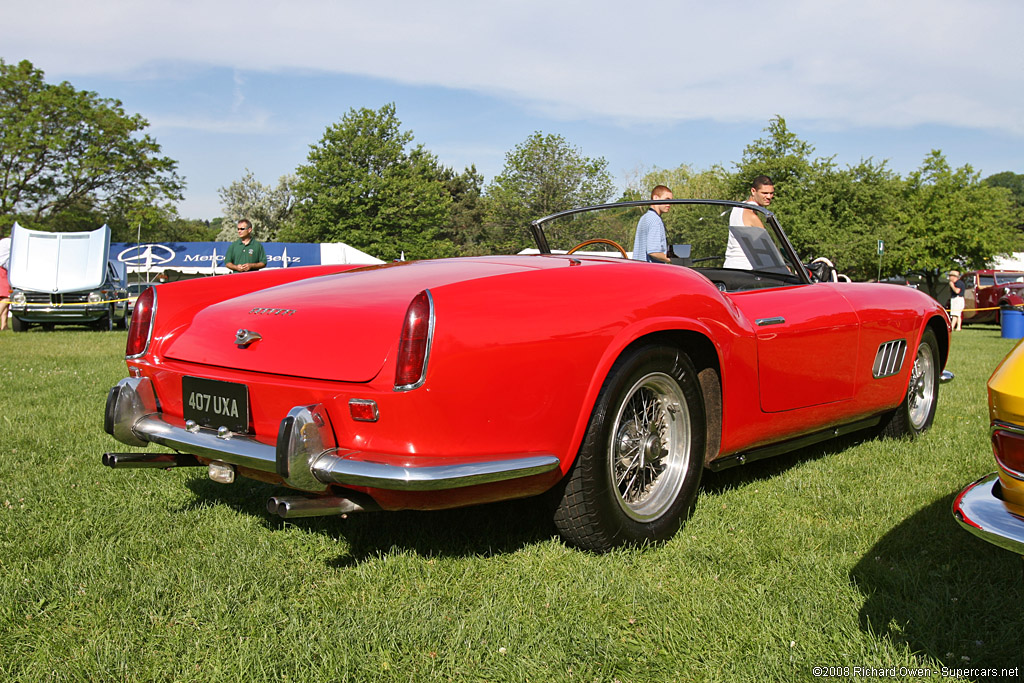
[564,314,731,471]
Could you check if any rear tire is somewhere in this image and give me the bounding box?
[879,329,940,439]
[553,345,705,551]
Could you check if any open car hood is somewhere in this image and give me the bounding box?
[9,223,111,293]
[162,258,545,383]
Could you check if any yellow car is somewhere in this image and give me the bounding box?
[953,339,1024,554]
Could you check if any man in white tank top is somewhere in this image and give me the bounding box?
[724,176,775,269]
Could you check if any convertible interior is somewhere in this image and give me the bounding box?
[543,200,808,292]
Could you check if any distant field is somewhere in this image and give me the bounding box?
[0,326,1021,682]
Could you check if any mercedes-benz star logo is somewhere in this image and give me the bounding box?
[118,244,177,268]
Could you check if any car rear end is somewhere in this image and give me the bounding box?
[953,339,1024,554]
[102,260,571,517]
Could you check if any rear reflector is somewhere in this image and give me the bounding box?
[394,290,434,391]
[349,399,379,422]
[993,426,1024,478]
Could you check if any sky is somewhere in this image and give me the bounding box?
[3,0,1024,220]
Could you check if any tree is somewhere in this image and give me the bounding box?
[895,151,1017,280]
[438,165,490,255]
[725,118,1019,281]
[281,103,455,260]
[217,170,296,242]
[485,132,615,253]
[983,171,1024,207]
[729,116,816,204]
[628,163,730,201]
[789,158,905,279]
[0,59,184,230]
[982,171,1024,234]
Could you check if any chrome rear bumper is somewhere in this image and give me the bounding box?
[104,377,561,494]
[952,472,1024,555]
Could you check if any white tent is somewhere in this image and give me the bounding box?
[993,252,1024,270]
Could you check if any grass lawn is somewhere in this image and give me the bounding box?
[0,325,1022,682]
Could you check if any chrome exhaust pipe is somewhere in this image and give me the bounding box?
[102,452,201,468]
[266,495,370,519]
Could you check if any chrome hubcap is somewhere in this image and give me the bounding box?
[907,342,935,430]
[609,372,691,522]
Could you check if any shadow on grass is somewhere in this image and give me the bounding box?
[173,427,888,565]
[850,494,1024,672]
[181,475,560,564]
[176,430,874,566]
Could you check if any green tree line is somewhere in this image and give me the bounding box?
[2,59,1021,278]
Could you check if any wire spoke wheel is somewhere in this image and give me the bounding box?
[906,340,936,431]
[610,372,691,522]
[553,345,706,551]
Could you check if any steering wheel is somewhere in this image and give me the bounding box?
[566,238,629,258]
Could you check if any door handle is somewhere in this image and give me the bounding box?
[755,317,786,326]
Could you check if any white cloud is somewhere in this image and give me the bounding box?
[5,0,1022,134]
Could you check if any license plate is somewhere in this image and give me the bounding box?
[182,376,250,433]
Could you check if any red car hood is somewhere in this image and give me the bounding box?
[163,257,553,382]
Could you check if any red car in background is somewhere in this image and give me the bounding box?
[102,199,952,551]
[962,270,1024,324]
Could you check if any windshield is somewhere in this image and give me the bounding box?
[995,272,1024,285]
[532,200,808,288]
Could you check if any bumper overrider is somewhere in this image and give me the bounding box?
[952,472,1024,555]
[103,377,561,518]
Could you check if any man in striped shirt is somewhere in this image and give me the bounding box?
[632,185,673,263]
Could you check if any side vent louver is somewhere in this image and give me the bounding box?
[872,339,907,379]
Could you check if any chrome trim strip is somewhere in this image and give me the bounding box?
[755,317,785,327]
[952,473,1024,555]
[993,420,1024,437]
[311,451,561,491]
[707,416,882,472]
[872,339,907,379]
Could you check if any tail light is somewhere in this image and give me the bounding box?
[394,290,434,391]
[126,286,156,358]
[993,424,1024,479]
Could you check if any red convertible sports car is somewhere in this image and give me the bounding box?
[104,200,952,551]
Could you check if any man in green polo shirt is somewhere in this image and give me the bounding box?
[225,219,267,273]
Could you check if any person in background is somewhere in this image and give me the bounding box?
[724,176,775,269]
[225,219,267,273]
[948,269,965,331]
[632,185,673,263]
[0,226,11,332]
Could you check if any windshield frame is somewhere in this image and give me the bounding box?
[530,199,812,285]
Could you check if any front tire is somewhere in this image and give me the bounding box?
[11,316,29,332]
[554,345,706,551]
[879,329,940,438]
